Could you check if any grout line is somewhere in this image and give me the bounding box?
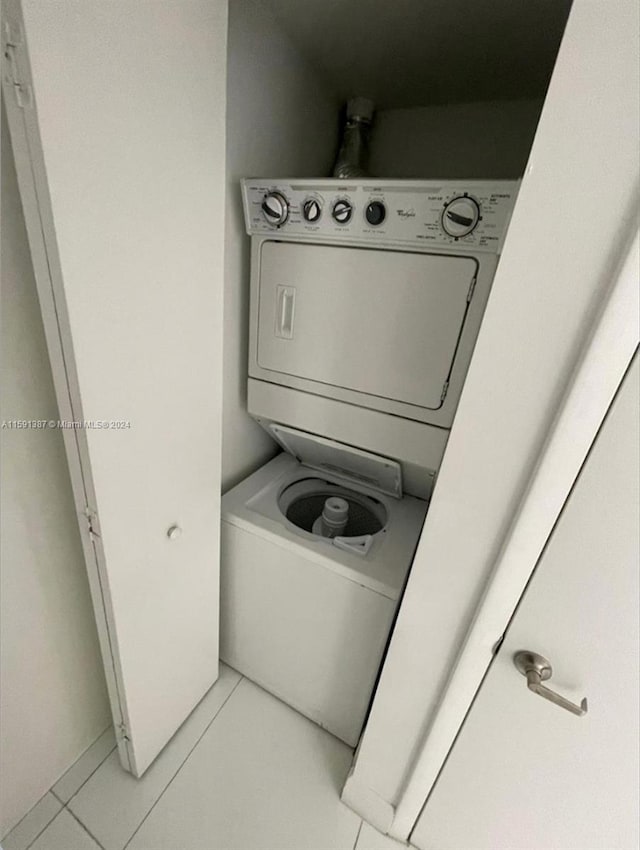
[20,806,62,850]
[64,806,107,850]
[352,819,364,850]
[122,675,244,850]
[6,725,112,850]
[55,725,110,787]
[65,741,118,807]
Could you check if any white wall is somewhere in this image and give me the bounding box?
[0,110,110,837]
[343,0,640,829]
[222,0,338,490]
[369,100,544,178]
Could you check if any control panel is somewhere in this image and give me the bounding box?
[242,179,519,253]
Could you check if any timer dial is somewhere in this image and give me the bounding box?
[261,191,289,227]
[332,199,353,224]
[442,196,480,238]
[303,198,322,222]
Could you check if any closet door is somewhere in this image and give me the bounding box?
[411,354,640,849]
[2,0,227,776]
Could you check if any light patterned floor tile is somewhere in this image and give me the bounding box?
[68,664,241,850]
[30,810,100,850]
[127,677,360,850]
[52,727,116,803]
[1,793,61,850]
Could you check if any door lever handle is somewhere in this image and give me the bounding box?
[514,651,588,717]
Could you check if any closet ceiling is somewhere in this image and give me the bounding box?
[265,0,573,109]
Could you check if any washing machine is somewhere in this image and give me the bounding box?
[221,179,518,746]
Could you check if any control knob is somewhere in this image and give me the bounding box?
[303,198,322,222]
[365,201,386,226]
[261,191,289,227]
[332,199,353,224]
[441,196,480,238]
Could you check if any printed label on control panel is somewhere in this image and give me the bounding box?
[243,180,519,253]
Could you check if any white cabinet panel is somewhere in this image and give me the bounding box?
[2,0,227,775]
[412,355,640,849]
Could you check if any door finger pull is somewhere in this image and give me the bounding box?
[513,651,588,717]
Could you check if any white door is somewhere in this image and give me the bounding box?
[2,0,227,776]
[411,352,639,849]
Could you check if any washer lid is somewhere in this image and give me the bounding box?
[268,423,402,498]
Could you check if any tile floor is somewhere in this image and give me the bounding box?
[2,665,407,850]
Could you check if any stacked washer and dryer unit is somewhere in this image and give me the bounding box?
[221,179,518,746]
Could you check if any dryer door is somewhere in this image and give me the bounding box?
[256,242,477,411]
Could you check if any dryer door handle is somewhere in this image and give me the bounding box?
[276,286,296,339]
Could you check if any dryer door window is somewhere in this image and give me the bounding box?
[257,241,477,411]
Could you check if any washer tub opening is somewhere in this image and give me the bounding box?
[279,478,387,538]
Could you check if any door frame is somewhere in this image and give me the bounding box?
[342,0,640,838]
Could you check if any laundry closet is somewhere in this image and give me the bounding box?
[218,0,572,747]
[2,0,573,800]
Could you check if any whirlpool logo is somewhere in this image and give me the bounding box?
[396,208,416,218]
